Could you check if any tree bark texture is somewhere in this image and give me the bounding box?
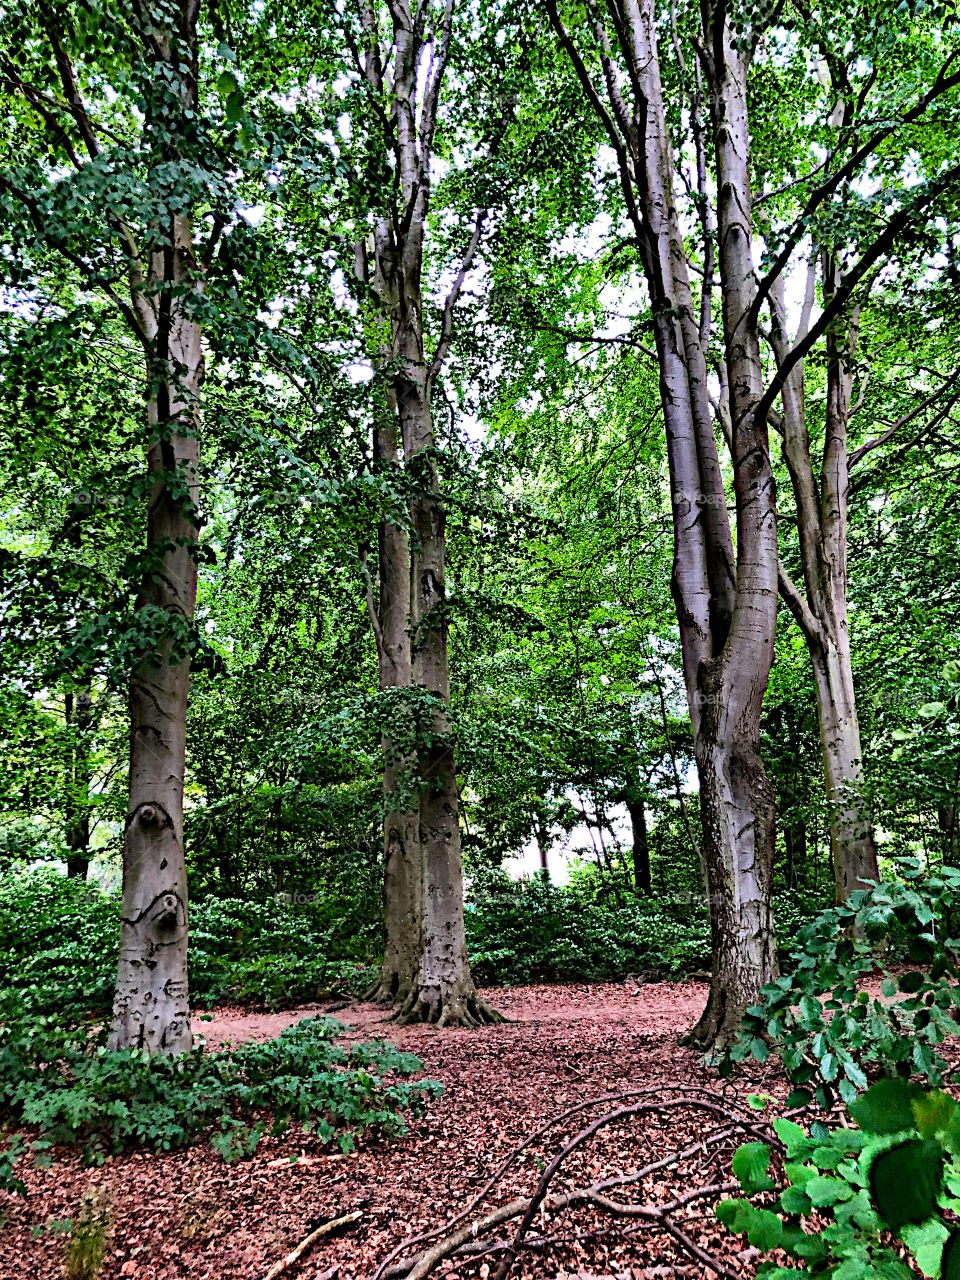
[109,4,203,1054]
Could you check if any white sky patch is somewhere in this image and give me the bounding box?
[239,204,266,227]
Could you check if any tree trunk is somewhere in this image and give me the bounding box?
[770,263,879,901]
[545,0,779,1047]
[399,387,497,1027]
[109,209,202,1055]
[64,689,92,880]
[625,793,651,896]
[811,630,876,897]
[784,819,806,890]
[368,454,422,1003]
[684,9,779,1048]
[355,0,494,1025]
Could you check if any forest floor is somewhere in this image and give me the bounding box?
[0,981,785,1280]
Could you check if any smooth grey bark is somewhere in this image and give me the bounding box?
[769,267,879,900]
[108,6,203,1054]
[686,8,779,1046]
[365,394,422,1004]
[549,0,778,1048]
[357,0,496,1025]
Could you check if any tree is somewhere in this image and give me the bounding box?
[543,0,776,1046]
[344,0,498,1024]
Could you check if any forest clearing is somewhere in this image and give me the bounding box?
[3,0,960,1276]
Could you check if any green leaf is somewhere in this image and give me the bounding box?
[941,1229,960,1280]
[913,1090,958,1138]
[850,1079,923,1134]
[902,1219,949,1277]
[732,1141,775,1191]
[868,1138,944,1230]
[805,1175,854,1207]
[779,1184,811,1214]
[773,1117,807,1154]
[217,71,238,96]
[899,970,926,994]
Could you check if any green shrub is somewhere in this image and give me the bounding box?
[464,870,712,984]
[464,871,823,986]
[0,871,375,1024]
[720,1080,960,1277]
[727,861,960,1108]
[0,1015,439,1194]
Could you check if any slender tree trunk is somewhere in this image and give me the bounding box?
[625,793,651,896]
[65,689,92,880]
[628,0,777,1046]
[811,627,875,896]
[109,209,202,1055]
[770,265,879,901]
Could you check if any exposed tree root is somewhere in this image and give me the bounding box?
[363,969,413,1007]
[680,984,748,1057]
[394,984,505,1028]
[375,1085,784,1280]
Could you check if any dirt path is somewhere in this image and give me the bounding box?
[0,982,776,1280]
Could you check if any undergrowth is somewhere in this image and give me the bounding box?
[0,1015,439,1195]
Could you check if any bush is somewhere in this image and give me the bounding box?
[728,861,960,1108]
[0,1015,439,1194]
[720,1080,960,1277]
[0,871,376,1024]
[464,870,713,984]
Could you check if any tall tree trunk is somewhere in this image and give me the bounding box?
[770,265,879,900]
[685,7,779,1047]
[625,792,651,896]
[367,404,422,1003]
[109,203,201,1053]
[64,688,92,880]
[356,0,494,1025]
[399,381,495,1026]
[630,0,777,1046]
[546,0,779,1047]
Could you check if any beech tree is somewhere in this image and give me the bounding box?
[539,0,960,1042]
[543,0,776,1046]
[0,0,309,1051]
[341,0,500,1024]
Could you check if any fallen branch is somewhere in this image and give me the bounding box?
[377,1087,779,1280]
[262,1211,362,1280]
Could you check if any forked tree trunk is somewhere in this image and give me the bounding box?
[109,212,202,1055]
[685,8,780,1048]
[546,0,779,1046]
[356,0,495,1026]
